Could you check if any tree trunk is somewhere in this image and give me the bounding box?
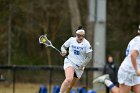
[8,0,12,66]
[68,0,81,35]
[86,22,94,47]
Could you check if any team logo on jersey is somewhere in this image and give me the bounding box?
[71,45,84,50]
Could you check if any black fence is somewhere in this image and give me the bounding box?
[0,65,102,93]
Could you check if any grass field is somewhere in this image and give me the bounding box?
[0,83,41,93]
[0,83,105,93]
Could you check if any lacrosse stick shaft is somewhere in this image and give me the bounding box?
[52,46,61,53]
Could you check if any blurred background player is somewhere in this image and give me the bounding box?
[0,73,5,81]
[60,26,92,93]
[93,25,140,93]
[103,55,118,93]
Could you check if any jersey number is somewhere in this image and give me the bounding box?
[74,50,80,55]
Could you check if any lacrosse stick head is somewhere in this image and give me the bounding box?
[39,34,52,47]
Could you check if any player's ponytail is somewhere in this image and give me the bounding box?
[77,26,83,30]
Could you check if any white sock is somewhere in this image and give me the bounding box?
[104,79,113,87]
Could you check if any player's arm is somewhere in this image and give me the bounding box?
[61,45,68,56]
[81,52,92,67]
[60,37,72,56]
[80,42,92,67]
[131,43,140,76]
[131,50,139,75]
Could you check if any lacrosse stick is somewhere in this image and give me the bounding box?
[39,34,84,70]
[39,34,61,53]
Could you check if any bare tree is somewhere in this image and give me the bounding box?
[68,0,81,35]
[8,0,12,66]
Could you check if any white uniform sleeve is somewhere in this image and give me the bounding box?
[86,42,92,53]
[81,52,92,67]
[63,37,72,48]
[133,43,140,54]
[80,41,92,67]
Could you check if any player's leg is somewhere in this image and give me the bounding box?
[60,66,74,93]
[131,76,140,93]
[132,84,140,93]
[93,74,132,93]
[66,77,79,93]
[105,86,109,93]
[93,74,119,93]
[119,84,131,93]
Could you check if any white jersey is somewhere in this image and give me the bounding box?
[63,37,92,66]
[120,36,140,72]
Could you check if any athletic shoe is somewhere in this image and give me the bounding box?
[93,74,109,83]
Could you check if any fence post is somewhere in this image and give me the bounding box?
[86,70,89,90]
[13,65,16,93]
[49,68,53,93]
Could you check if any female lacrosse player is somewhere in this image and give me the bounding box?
[60,26,92,93]
[93,25,140,93]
